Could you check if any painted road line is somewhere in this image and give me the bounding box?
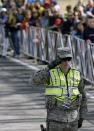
[86,93,94,99]
[6,56,39,71]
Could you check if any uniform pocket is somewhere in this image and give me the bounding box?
[67,109,79,122]
[45,96,57,110]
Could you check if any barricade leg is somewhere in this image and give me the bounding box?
[2,37,9,57]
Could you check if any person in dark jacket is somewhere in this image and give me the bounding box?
[8,8,21,57]
[83,15,94,43]
[72,21,84,39]
[62,12,75,35]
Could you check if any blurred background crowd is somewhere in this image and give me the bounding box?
[0,0,94,57]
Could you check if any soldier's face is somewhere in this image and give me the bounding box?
[60,57,72,72]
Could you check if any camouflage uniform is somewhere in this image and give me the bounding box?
[31,48,87,131]
[31,67,87,131]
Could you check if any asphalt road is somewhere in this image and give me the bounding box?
[0,56,94,131]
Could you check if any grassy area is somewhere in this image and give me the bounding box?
[58,0,88,14]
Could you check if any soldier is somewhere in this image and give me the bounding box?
[30,47,87,131]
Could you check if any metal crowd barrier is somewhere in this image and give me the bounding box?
[70,36,94,84]
[0,24,5,48]
[0,25,94,85]
[19,26,94,84]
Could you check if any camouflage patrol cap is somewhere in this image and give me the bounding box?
[57,47,72,59]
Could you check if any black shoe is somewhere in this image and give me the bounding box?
[0,55,6,58]
[40,124,46,131]
[78,123,82,128]
[78,118,83,128]
[2,56,6,58]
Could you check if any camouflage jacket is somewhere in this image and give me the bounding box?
[30,67,87,122]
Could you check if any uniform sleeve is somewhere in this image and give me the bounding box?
[78,78,88,119]
[30,67,50,86]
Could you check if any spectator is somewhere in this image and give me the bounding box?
[0,8,10,57]
[35,19,42,60]
[82,11,92,27]
[27,2,36,11]
[44,0,51,8]
[48,17,63,33]
[62,12,75,35]
[51,0,57,4]
[2,0,11,9]
[35,2,44,18]
[73,11,80,25]
[77,5,86,19]
[83,15,94,44]
[54,2,60,12]
[48,7,63,28]
[40,8,50,28]
[0,0,3,7]
[30,10,40,26]
[8,8,21,57]
[16,8,24,24]
[64,5,72,18]
[21,9,32,29]
[10,0,16,8]
[86,0,94,12]
[0,8,8,21]
[49,2,55,14]
[16,0,25,8]
[53,17,62,32]
[72,21,84,39]
[75,0,86,10]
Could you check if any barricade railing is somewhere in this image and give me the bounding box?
[0,24,5,48]
[70,36,94,84]
[0,25,94,85]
